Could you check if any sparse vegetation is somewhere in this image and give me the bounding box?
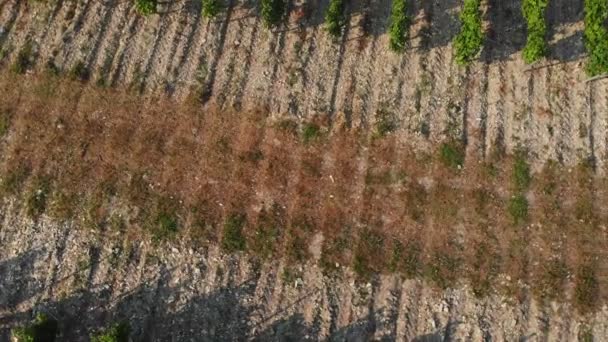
[0,110,11,137]
[91,322,130,342]
[508,193,528,224]
[11,42,34,74]
[301,122,321,144]
[260,0,286,27]
[454,0,483,65]
[202,0,221,18]
[69,60,89,81]
[325,0,345,37]
[26,177,51,219]
[439,141,465,170]
[135,0,157,16]
[522,0,548,63]
[11,313,58,342]
[513,152,532,190]
[388,0,409,52]
[221,213,247,252]
[584,0,608,75]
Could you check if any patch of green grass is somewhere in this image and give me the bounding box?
[91,322,130,342]
[260,0,286,27]
[202,0,221,18]
[512,152,532,190]
[135,0,157,16]
[301,123,321,144]
[522,0,548,64]
[251,223,280,260]
[453,0,483,65]
[388,0,409,52]
[508,194,528,224]
[425,250,461,289]
[221,213,247,252]
[325,0,345,38]
[153,211,179,241]
[439,141,465,170]
[11,313,58,342]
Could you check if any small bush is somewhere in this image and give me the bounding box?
[221,213,247,252]
[0,165,31,198]
[12,313,58,342]
[135,0,156,16]
[373,108,397,138]
[202,0,221,18]
[325,0,345,37]
[584,0,608,75]
[11,42,34,74]
[69,60,89,81]
[453,0,483,65]
[522,0,548,64]
[508,194,528,224]
[388,0,409,52]
[301,123,321,144]
[439,141,465,170]
[260,0,286,27]
[91,322,130,342]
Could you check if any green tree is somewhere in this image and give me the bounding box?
[388,0,409,52]
[522,0,548,64]
[12,313,58,342]
[584,0,608,75]
[202,0,221,18]
[135,0,156,16]
[260,0,286,27]
[453,0,483,65]
[325,0,345,37]
[91,322,130,342]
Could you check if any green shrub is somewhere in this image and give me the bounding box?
[584,0,608,76]
[91,322,130,342]
[221,213,246,252]
[202,0,221,18]
[301,123,321,144]
[439,142,465,170]
[260,0,286,27]
[522,0,548,64]
[508,194,528,224]
[388,0,409,52]
[512,153,531,190]
[12,313,58,342]
[325,0,345,37]
[453,0,483,65]
[135,0,156,16]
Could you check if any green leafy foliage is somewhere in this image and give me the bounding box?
[388,0,409,52]
[91,322,130,342]
[453,0,483,65]
[522,0,548,64]
[12,313,58,342]
[260,0,286,27]
[584,0,608,76]
[439,142,465,170]
[135,0,156,16]
[508,193,528,224]
[221,213,247,252]
[325,0,345,37]
[201,0,221,18]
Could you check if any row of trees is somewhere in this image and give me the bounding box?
[134,0,607,74]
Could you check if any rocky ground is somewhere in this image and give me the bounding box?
[1,202,607,341]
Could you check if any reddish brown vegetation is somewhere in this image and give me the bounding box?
[0,72,606,312]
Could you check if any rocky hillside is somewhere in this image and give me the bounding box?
[1,204,607,341]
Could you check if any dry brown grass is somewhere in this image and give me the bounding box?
[0,71,606,311]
